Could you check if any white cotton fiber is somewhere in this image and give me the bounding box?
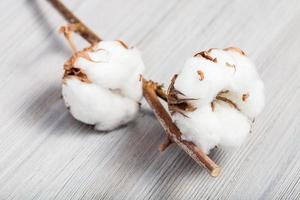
[173,105,222,154]
[171,47,264,153]
[174,56,232,107]
[62,40,145,131]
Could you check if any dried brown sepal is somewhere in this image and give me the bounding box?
[63,67,91,83]
[116,40,129,49]
[63,49,93,83]
[81,48,108,63]
[224,47,246,56]
[83,44,101,52]
[168,97,198,105]
[155,84,168,102]
[211,101,215,112]
[194,51,217,63]
[197,70,205,81]
[208,48,217,53]
[242,93,250,101]
[173,88,185,96]
[226,62,236,71]
[167,75,197,116]
[215,96,240,111]
[169,106,190,117]
[218,90,229,95]
[138,77,167,102]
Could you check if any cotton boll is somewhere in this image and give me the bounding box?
[62,40,145,131]
[170,47,264,154]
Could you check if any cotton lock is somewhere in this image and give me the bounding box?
[62,40,145,131]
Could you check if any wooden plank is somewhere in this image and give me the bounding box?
[0,0,299,199]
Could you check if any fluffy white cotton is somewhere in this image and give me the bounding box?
[173,103,251,154]
[62,40,145,131]
[172,47,264,154]
[173,105,222,154]
[174,56,232,107]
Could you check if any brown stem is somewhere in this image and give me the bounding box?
[59,24,79,54]
[47,0,101,44]
[142,79,220,177]
[48,0,220,177]
[159,137,173,152]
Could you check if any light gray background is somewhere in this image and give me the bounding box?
[0,0,300,199]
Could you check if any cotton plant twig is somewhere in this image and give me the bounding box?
[59,24,81,54]
[142,79,220,176]
[48,0,220,177]
[47,0,101,44]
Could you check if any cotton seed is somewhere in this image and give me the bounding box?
[197,70,205,81]
[242,93,250,101]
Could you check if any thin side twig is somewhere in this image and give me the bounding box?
[47,0,101,44]
[159,137,173,152]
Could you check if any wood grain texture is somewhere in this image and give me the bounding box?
[0,0,300,199]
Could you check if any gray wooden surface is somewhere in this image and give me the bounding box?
[0,0,300,199]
